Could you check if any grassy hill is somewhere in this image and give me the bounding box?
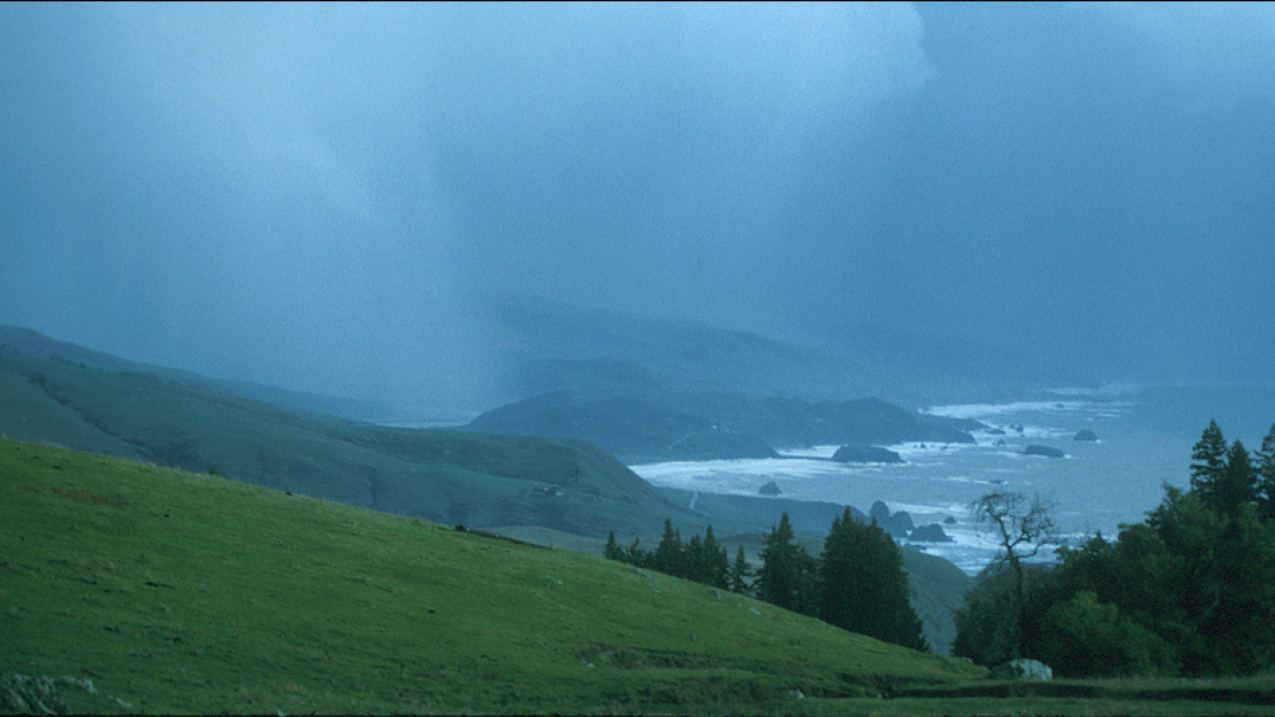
[1,439,983,714]
[7,440,1273,716]
[0,350,699,538]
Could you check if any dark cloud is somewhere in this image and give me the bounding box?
[2,2,1271,411]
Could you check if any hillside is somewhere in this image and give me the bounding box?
[0,350,695,538]
[465,390,980,463]
[0,326,411,424]
[476,293,1078,407]
[0,439,984,714]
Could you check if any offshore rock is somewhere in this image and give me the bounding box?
[1073,429,1098,442]
[908,523,954,543]
[832,444,904,464]
[1023,444,1065,458]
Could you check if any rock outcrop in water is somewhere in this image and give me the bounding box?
[1023,444,1065,458]
[832,444,904,464]
[908,523,954,543]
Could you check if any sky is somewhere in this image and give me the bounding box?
[2,2,1273,412]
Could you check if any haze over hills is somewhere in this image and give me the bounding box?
[472,293,1090,411]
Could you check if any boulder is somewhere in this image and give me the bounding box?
[1,674,71,715]
[758,481,782,496]
[1073,429,1098,442]
[1023,444,1065,458]
[992,659,1053,681]
[908,523,954,542]
[831,444,904,464]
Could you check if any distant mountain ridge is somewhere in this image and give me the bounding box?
[466,390,981,463]
[0,325,411,423]
[478,293,1080,408]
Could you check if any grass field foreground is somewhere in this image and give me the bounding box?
[1,439,982,714]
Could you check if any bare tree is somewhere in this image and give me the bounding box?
[970,491,1059,659]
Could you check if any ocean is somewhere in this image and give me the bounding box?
[631,385,1275,575]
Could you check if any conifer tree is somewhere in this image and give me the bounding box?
[603,531,625,562]
[756,513,803,612]
[1255,424,1275,522]
[818,509,927,650]
[1191,420,1229,502]
[700,525,730,589]
[626,537,650,569]
[654,519,684,576]
[685,534,706,583]
[728,544,752,595]
[1211,440,1257,518]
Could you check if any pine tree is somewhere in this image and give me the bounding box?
[818,509,926,650]
[1211,440,1257,518]
[700,525,730,589]
[1191,420,1229,503]
[756,513,802,612]
[626,537,650,569]
[817,509,857,629]
[603,531,625,562]
[685,534,705,583]
[654,519,684,576]
[1255,424,1275,522]
[728,545,752,595]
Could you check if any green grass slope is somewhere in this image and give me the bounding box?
[0,352,694,538]
[2,439,984,714]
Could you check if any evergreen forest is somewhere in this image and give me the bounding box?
[605,511,927,652]
[954,420,1275,677]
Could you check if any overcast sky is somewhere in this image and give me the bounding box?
[3,2,1273,410]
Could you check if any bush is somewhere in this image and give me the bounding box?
[1039,591,1178,677]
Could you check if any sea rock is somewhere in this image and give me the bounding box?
[868,501,913,539]
[1023,444,1065,458]
[831,444,904,464]
[992,658,1053,681]
[1073,429,1098,442]
[943,516,956,524]
[908,524,954,542]
[869,501,891,523]
[758,481,782,496]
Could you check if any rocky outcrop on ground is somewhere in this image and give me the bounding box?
[991,659,1053,680]
[1,674,70,715]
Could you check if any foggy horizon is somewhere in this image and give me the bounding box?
[4,2,1273,412]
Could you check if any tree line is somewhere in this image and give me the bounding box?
[605,510,927,651]
[955,420,1275,677]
